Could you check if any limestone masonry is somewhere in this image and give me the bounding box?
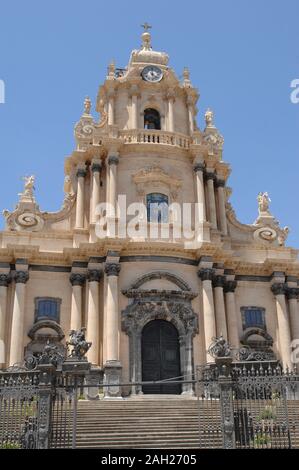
[0,27,298,396]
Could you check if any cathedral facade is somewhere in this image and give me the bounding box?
[0,28,298,396]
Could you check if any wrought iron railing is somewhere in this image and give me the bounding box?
[0,359,298,449]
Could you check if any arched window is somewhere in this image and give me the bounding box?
[144,108,161,130]
[146,193,168,222]
[34,297,61,323]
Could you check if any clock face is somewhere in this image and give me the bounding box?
[141,65,163,83]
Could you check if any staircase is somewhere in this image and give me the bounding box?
[75,397,222,449]
[75,397,299,449]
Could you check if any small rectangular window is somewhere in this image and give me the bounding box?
[35,298,61,323]
[241,307,266,330]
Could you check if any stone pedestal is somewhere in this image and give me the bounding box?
[85,366,103,400]
[103,360,122,398]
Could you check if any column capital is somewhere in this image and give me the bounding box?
[213,275,225,288]
[91,161,102,173]
[205,171,216,181]
[193,162,205,173]
[271,282,286,296]
[286,287,298,300]
[198,268,214,282]
[105,262,121,277]
[215,178,225,188]
[76,168,87,178]
[14,271,29,284]
[70,273,86,287]
[87,269,102,283]
[108,155,119,166]
[0,273,11,287]
[224,280,237,293]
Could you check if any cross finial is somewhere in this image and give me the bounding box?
[141,22,152,31]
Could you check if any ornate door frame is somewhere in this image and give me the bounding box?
[121,272,198,395]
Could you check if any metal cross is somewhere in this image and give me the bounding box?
[141,22,152,31]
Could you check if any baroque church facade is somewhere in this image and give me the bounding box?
[0,27,298,396]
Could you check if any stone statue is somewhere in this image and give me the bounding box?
[22,175,35,199]
[84,96,91,115]
[208,335,231,358]
[257,192,271,214]
[205,108,214,128]
[67,328,91,360]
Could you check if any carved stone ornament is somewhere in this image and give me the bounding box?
[3,189,76,232]
[70,273,86,287]
[271,282,286,296]
[66,328,92,360]
[14,270,29,284]
[105,262,121,277]
[132,166,181,200]
[202,117,224,154]
[236,345,275,362]
[198,268,214,282]
[121,271,198,395]
[87,269,102,282]
[207,336,231,359]
[74,99,96,150]
[0,273,11,287]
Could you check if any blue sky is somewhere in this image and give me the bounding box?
[0,0,298,245]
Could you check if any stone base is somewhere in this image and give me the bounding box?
[103,360,122,398]
[62,357,91,375]
[85,367,103,400]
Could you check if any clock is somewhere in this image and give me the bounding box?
[141,65,163,83]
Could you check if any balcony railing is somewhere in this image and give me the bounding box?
[119,130,191,149]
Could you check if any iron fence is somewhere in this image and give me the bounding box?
[0,359,298,449]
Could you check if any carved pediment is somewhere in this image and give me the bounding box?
[132,166,181,199]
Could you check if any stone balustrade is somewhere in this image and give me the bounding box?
[119,130,190,149]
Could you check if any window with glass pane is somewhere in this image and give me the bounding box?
[146,193,169,222]
[35,298,60,323]
[241,307,265,330]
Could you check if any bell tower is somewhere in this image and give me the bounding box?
[96,24,199,136]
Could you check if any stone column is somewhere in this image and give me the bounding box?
[130,85,139,129]
[224,280,240,350]
[198,268,216,362]
[90,159,102,224]
[286,288,299,341]
[104,262,121,362]
[213,275,228,339]
[9,271,29,366]
[205,171,217,229]
[69,273,86,331]
[215,178,228,235]
[0,274,11,366]
[193,162,206,222]
[107,154,119,209]
[168,92,175,132]
[107,91,115,126]
[187,98,194,135]
[271,283,292,369]
[86,269,102,365]
[75,166,87,229]
[104,262,122,398]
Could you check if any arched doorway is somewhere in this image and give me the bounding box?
[141,320,181,394]
[144,108,161,130]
